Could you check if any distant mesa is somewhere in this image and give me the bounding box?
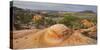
[78,10,96,13]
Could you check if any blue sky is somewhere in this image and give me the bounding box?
[13,1,97,12]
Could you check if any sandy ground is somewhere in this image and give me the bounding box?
[12,29,41,49]
[11,28,97,49]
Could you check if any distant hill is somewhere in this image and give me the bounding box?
[78,10,96,13]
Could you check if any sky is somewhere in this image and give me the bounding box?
[13,1,97,12]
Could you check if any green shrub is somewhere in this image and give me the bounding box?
[58,14,82,29]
